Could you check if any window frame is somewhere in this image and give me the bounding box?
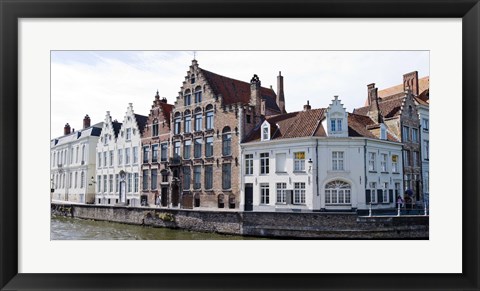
[260,152,270,175]
[260,183,270,205]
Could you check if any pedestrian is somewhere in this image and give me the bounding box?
[397,195,404,208]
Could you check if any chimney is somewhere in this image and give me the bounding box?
[161,97,167,103]
[276,71,286,113]
[367,84,382,123]
[403,71,419,95]
[250,74,262,118]
[83,114,91,129]
[64,123,71,135]
[303,100,311,111]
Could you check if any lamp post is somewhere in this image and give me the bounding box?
[90,176,97,204]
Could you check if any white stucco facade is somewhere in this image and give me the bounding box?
[95,104,145,207]
[50,121,103,204]
[417,104,429,205]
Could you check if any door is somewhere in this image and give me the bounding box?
[244,183,253,211]
[120,182,126,203]
[161,187,168,207]
[171,184,179,207]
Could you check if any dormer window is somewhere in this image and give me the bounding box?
[331,119,342,132]
[190,74,195,84]
[261,122,270,141]
[380,124,387,140]
[126,128,132,140]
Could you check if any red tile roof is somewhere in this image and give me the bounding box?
[378,76,430,98]
[354,96,404,119]
[159,102,174,126]
[201,69,281,112]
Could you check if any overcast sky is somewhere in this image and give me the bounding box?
[51,50,429,138]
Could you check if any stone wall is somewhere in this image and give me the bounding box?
[51,203,428,239]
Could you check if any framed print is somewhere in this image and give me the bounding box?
[1,0,479,290]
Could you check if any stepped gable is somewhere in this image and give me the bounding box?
[200,69,281,112]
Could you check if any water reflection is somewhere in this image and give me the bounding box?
[51,215,261,240]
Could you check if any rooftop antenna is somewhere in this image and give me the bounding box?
[193,51,197,60]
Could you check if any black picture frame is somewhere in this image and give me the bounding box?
[1,1,479,290]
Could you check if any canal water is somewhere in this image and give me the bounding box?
[51,215,260,240]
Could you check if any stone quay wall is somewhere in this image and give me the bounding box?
[51,203,429,239]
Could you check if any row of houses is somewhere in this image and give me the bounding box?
[50,60,429,212]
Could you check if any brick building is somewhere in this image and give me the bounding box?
[165,59,285,209]
[140,91,174,207]
[354,71,429,205]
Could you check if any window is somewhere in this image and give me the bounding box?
[369,182,377,203]
[103,175,107,193]
[97,175,101,192]
[160,143,168,162]
[142,170,148,190]
[262,124,269,141]
[380,125,387,140]
[332,151,344,171]
[330,119,342,132]
[245,154,253,175]
[294,182,306,204]
[424,140,429,160]
[404,174,411,191]
[222,163,231,189]
[173,142,181,161]
[75,147,78,163]
[142,146,149,163]
[152,119,159,137]
[260,183,270,204]
[412,128,418,143]
[69,173,72,188]
[125,148,130,164]
[133,173,138,193]
[194,112,202,131]
[152,144,158,163]
[108,174,113,193]
[103,152,107,166]
[395,182,401,197]
[422,118,429,131]
[194,138,202,158]
[115,174,119,192]
[133,146,138,164]
[408,105,413,117]
[194,86,202,103]
[276,153,286,172]
[383,182,389,203]
[246,114,251,123]
[81,145,85,163]
[425,171,429,193]
[325,180,351,205]
[74,172,78,188]
[218,194,225,208]
[392,155,399,172]
[184,140,191,159]
[222,127,231,156]
[97,153,101,168]
[109,150,114,166]
[151,169,157,190]
[205,166,213,190]
[184,114,191,133]
[81,172,85,188]
[205,137,213,157]
[368,152,376,171]
[294,152,305,171]
[402,126,410,142]
[404,150,410,167]
[276,183,287,204]
[380,153,388,172]
[184,90,191,106]
[413,151,419,167]
[206,105,214,129]
[183,166,190,190]
[126,128,131,140]
[260,153,269,174]
[161,171,168,183]
[118,149,123,165]
[174,115,181,134]
[190,74,195,84]
[193,166,201,189]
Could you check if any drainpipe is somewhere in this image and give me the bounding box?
[364,139,367,210]
[238,105,244,211]
[315,138,319,210]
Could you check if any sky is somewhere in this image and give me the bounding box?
[51,50,429,139]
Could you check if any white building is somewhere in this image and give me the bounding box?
[415,96,429,206]
[50,115,102,204]
[241,97,404,212]
[95,104,147,207]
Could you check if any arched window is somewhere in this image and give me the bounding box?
[194,86,202,103]
[174,112,181,134]
[194,107,202,132]
[218,194,225,208]
[222,126,231,156]
[184,110,191,133]
[81,145,85,163]
[325,180,351,205]
[152,118,159,137]
[205,104,214,130]
[229,194,235,209]
[184,89,191,106]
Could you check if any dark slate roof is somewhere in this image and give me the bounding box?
[201,69,281,113]
[244,108,325,142]
[112,121,122,138]
[134,114,148,135]
[90,127,102,137]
